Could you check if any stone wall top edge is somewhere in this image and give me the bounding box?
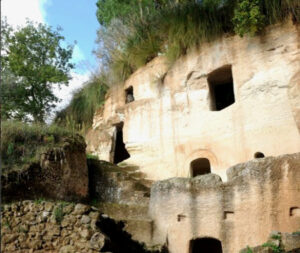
[151,152,300,195]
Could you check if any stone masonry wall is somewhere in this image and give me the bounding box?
[1,201,105,253]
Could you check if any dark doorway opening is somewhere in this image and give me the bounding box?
[208,65,235,111]
[190,158,211,177]
[254,152,265,158]
[125,86,134,104]
[189,238,223,253]
[112,123,130,164]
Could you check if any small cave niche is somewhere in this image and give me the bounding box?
[190,158,211,177]
[177,214,186,222]
[208,65,235,111]
[125,86,134,104]
[189,238,223,253]
[224,211,234,220]
[290,207,300,217]
[111,123,130,164]
[254,152,265,159]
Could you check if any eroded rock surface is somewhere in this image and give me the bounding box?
[2,135,88,202]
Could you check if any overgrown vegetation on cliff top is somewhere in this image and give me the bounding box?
[1,121,74,173]
[95,0,299,82]
[54,74,108,132]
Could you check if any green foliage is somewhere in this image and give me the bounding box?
[96,0,156,26]
[54,204,64,223]
[233,0,265,36]
[1,20,74,123]
[86,153,99,160]
[34,198,46,205]
[271,234,282,240]
[54,74,108,131]
[1,120,74,173]
[95,0,298,83]
[246,246,253,253]
[262,242,283,253]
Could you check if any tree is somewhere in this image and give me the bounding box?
[1,20,74,122]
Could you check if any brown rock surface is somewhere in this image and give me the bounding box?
[1,135,88,202]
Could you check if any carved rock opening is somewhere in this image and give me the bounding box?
[113,123,130,164]
[189,238,223,253]
[254,152,265,158]
[190,158,211,177]
[208,65,235,111]
[125,86,134,104]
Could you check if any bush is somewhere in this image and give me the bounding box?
[95,0,299,82]
[55,74,108,131]
[233,0,265,36]
[54,204,64,223]
[1,121,74,173]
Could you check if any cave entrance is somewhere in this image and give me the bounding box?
[189,238,223,253]
[208,65,235,111]
[125,86,134,104]
[190,158,211,177]
[112,123,130,164]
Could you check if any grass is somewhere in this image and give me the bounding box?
[86,153,99,160]
[55,74,108,132]
[34,198,46,205]
[54,204,64,223]
[96,0,299,83]
[1,120,75,173]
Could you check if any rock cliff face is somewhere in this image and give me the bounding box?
[86,20,300,181]
[148,153,300,253]
[2,135,88,202]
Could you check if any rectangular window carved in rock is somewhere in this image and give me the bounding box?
[208,65,235,111]
[125,86,134,104]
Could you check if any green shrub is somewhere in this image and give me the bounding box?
[1,121,74,173]
[55,75,108,131]
[54,204,64,223]
[262,242,283,253]
[246,246,253,253]
[233,0,265,36]
[94,0,298,82]
[86,153,99,160]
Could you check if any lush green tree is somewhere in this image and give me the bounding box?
[1,20,74,122]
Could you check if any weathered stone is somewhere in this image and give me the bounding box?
[282,232,300,252]
[44,202,54,212]
[59,245,76,253]
[63,204,74,214]
[2,234,18,244]
[89,211,100,220]
[46,224,61,236]
[73,204,90,215]
[81,215,91,224]
[89,232,105,251]
[80,229,92,239]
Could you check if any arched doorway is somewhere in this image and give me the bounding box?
[189,238,223,253]
[190,158,211,177]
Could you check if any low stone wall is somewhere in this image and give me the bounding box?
[149,153,300,253]
[1,201,104,253]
